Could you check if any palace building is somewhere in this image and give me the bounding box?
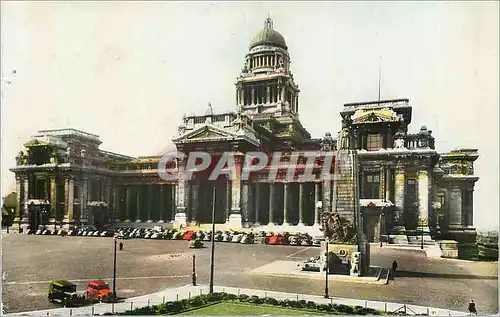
[10,18,479,254]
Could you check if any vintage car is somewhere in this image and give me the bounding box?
[300,256,323,272]
[231,233,243,243]
[183,231,196,241]
[188,239,204,248]
[203,232,212,241]
[48,280,88,306]
[86,280,112,302]
[222,232,233,242]
[240,233,255,244]
[213,231,223,242]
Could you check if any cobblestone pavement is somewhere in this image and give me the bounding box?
[2,233,498,314]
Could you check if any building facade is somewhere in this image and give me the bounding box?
[10,18,479,251]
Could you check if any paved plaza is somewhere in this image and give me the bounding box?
[2,233,498,314]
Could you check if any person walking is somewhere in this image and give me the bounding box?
[392,260,398,273]
[468,300,477,315]
[119,242,123,251]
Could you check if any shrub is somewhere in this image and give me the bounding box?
[264,297,279,305]
[318,304,331,311]
[306,301,317,309]
[238,294,250,301]
[249,296,264,304]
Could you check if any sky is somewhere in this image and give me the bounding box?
[1,1,498,230]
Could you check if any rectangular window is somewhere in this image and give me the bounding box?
[363,172,380,199]
[366,134,382,151]
[438,192,445,207]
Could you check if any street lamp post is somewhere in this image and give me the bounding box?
[209,186,216,294]
[420,225,424,250]
[112,237,117,299]
[317,200,329,299]
[380,212,384,247]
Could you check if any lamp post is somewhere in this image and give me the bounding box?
[112,237,117,299]
[420,225,424,250]
[209,186,216,294]
[317,200,329,299]
[380,211,384,247]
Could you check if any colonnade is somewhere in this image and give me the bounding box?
[120,184,176,223]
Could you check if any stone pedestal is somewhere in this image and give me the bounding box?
[227,213,242,227]
[62,217,75,231]
[174,212,187,227]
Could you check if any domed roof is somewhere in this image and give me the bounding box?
[249,18,287,50]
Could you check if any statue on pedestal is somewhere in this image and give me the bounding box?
[15,151,25,166]
[321,132,335,152]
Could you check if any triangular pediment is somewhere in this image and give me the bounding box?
[351,108,400,124]
[172,125,236,144]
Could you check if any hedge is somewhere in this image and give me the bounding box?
[107,292,383,315]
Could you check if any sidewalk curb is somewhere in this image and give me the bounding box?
[5,284,468,316]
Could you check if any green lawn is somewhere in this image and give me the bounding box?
[179,301,326,315]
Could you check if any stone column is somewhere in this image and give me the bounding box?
[63,178,74,229]
[135,186,141,222]
[80,178,88,225]
[49,176,56,220]
[373,216,381,242]
[268,184,275,226]
[322,178,331,221]
[448,186,462,229]
[226,178,231,221]
[228,156,243,227]
[251,88,256,105]
[266,86,271,104]
[191,183,199,223]
[112,185,118,222]
[14,176,23,227]
[175,159,188,226]
[394,166,405,225]
[254,183,260,225]
[241,182,250,226]
[125,186,131,221]
[298,183,305,226]
[385,168,392,202]
[283,183,289,225]
[418,170,430,232]
[171,185,176,222]
[147,185,153,222]
[281,86,286,103]
[314,183,320,225]
[158,185,164,223]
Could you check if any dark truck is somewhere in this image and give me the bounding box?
[48,280,88,307]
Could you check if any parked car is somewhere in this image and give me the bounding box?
[48,280,88,306]
[86,280,112,302]
[188,239,204,249]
